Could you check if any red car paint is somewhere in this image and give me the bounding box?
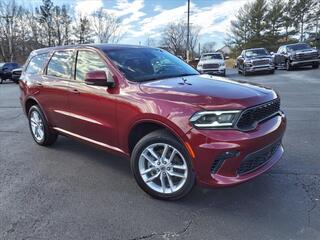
[19,44,286,188]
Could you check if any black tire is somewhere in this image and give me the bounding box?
[269,70,275,74]
[286,60,292,71]
[312,62,319,69]
[222,70,226,77]
[243,65,248,76]
[0,77,3,84]
[28,105,58,146]
[131,130,195,200]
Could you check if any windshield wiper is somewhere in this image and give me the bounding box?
[138,73,199,82]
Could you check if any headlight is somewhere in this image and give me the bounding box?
[244,60,252,66]
[190,110,241,128]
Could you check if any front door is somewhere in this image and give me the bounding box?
[67,49,117,149]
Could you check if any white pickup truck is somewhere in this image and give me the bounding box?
[197,52,226,76]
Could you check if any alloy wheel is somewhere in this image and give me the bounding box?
[138,143,188,194]
[30,110,45,142]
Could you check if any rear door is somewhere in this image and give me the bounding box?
[39,50,75,130]
[67,48,117,148]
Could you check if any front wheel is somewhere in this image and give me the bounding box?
[286,60,292,71]
[131,130,195,200]
[28,105,58,146]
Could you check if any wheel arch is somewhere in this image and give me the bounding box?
[24,97,50,123]
[127,119,192,158]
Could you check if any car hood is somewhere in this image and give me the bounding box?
[291,49,318,54]
[139,75,277,110]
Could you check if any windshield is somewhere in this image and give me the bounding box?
[287,44,311,51]
[201,53,223,60]
[104,48,199,82]
[245,49,269,57]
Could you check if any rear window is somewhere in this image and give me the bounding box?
[25,54,48,74]
[47,51,74,79]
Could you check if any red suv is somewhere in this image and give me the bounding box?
[20,44,286,200]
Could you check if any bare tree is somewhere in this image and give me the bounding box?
[52,5,72,45]
[145,37,157,47]
[201,41,216,54]
[36,0,54,46]
[160,21,200,59]
[92,8,123,43]
[73,15,93,44]
[0,0,23,61]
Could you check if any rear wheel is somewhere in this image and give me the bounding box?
[131,130,195,200]
[269,69,275,74]
[0,77,3,84]
[28,105,58,146]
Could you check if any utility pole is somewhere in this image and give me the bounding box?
[186,0,190,62]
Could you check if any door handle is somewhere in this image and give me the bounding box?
[35,83,43,88]
[71,89,80,94]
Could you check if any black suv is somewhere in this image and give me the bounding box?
[273,43,320,70]
[237,48,274,76]
[0,62,21,84]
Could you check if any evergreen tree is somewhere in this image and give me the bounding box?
[265,0,285,50]
[292,0,316,41]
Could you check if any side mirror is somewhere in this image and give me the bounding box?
[85,70,115,87]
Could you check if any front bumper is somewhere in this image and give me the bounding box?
[187,113,286,188]
[291,59,320,66]
[245,64,274,72]
[198,67,226,75]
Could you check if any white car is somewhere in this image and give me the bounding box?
[197,52,226,76]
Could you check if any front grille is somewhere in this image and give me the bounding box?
[236,98,280,131]
[252,59,270,66]
[203,63,219,69]
[295,52,318,61]
[237,140,281,175]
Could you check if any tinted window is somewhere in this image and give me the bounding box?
[201,53,223,60]
[287,44,311,51]
[104,48,199,82]
[47,51,74,78]
[26,54,48,74]
[245,49,269,57]
[76,50,109,81]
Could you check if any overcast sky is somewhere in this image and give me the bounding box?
[19,0,252,48]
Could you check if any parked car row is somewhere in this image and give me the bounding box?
[0,62,22,84]
[236,43,320,76]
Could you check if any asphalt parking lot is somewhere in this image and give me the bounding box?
[1,67,320,240]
